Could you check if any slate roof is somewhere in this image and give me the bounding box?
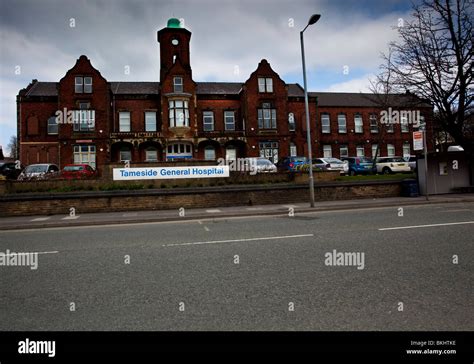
[20,81,431,108]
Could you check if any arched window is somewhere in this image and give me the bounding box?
[145,147,158,161]
[204,145,216,160]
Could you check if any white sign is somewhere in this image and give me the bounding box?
[113,166,229,181]
[413,131,423,151]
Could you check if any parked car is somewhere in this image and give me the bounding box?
[403,155,417,171]
[312,157,348,175]
[253,158,277,173]
[17,164,60,181]
[61,164,97,179]
[276,156,307,172]
[0,162,23,180]
[376,157,411,174]
[341,157,376,176]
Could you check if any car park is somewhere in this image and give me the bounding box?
[341,157,376,176]
[376,157,411,174]
[276,156,307,172]
[61,164,97,179]
[312,157,348,175]
[17,164,60,181]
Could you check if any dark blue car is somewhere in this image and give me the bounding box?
[341,157,376,176]
[276,156,307,172]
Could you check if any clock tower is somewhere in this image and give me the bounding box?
[157,18,192,82]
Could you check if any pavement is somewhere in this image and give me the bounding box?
[0,199,473,330]
[1,193,474,230]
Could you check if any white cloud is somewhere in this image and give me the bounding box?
[324,74,374,93]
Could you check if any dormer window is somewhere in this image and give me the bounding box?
[173,76,183,92]
[75,76,92,93]
[258,77,273,93]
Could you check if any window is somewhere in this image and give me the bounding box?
[166,143,192,160]
[356,145,365,157]
[145,112,157,132]
[290,142,297,157]
[73,110,95,132]
[173,77,183,93]
[258,77,273,93]
[258,104,277,129]
[119,148,132,162]
[354,113,363,133]
[73,145,96,168]
[259,142,279,163]
[203,111,214,132]
[321,113,330,133]
[339,145,349,158]
[204,145,216,160]
[75,76,92,93]
[386,120,394,133]
[401,114,409,132]
[47,117,58,135]
[370,113,378,133]
[338,114,347,133]
[119,112,131,132]
[372,144,379,158]
[323,145,332,158]
[224,111,235,131]
[145,147,158,162]
[403,144,411,157]
[169,100,189,127]
[288,113,295,132]
[387,144,395,157]
[226,145,237,161]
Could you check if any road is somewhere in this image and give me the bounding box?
[0,202,473,331]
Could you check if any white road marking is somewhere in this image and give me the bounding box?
[163,233,314,247]
[203,226,210,232]
[197,221,203,225]
[379,221,474,231]
[246,207,263,211]
[443,209,472,213]
[61,216,80,220]
[30,217,51,222]
[122,212,138,217]
[282,205,297,208]
[206,209,222,213]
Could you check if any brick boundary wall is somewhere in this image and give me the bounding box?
[0,181,402,217]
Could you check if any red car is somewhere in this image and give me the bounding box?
[61,164,97,179]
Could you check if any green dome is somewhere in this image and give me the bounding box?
[167,18,181,28]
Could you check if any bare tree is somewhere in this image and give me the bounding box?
[382,0,473,156]
[7,135,19,159]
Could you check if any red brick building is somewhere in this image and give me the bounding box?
[17,18,433,174]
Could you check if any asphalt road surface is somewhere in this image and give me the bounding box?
[1,202,473,331]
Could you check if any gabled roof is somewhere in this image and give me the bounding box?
[110,82,160,95]
[196,82,243,95]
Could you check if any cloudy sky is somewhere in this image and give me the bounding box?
[0,0,414,156]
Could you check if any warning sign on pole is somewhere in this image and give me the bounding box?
[413,131,423,151]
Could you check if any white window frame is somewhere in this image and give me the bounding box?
[339,145,348,158]
[73,144,96,168]
[224,111,235,131]
[356,145,365,157]
[323,145,332,158]
[119,111,131,132]
[370,114,378,133]
[47,116,58,135]
[321,113,330,133]
[145,111,157,132]
[290,143,297,157]
[354,114,363,133]
[173,76,183,93]
[338,114,347,133]
[203,111,214,132]
[403,144,411,157]
[258,77,273,93]
[169,100,189,127]
[387,144,395,157]
[204,145,216,160]
[145,147,158,162]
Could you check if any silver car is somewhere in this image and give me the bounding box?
[312,157,349,175]
[17,163,60,181]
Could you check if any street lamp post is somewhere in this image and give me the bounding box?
[300,14,320,208]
